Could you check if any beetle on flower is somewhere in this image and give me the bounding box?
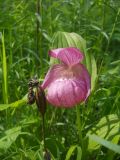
[42,47,91,108]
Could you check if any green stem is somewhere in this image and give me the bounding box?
[1,33,8,104]
[76,106,83,147]
[36,0,40,56]
[105,8,120,53]
[36,0,43,69]
[42,115,46,150]
[9,28,12,65]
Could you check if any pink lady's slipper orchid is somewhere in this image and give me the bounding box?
[42,47,91,108]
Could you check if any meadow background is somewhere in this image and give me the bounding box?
[0,0,120,160]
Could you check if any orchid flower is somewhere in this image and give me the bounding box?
[42,47,91,108]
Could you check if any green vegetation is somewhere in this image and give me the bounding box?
[0,0,120,159]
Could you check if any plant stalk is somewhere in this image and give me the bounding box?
[105,8,120,53]
[76,106,83,147]
[42,115,46,150]
[36,0,40,57]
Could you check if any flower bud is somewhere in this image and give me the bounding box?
[35,85,46,116]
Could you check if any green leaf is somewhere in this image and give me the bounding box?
[51,31,97,90]
[90,54,97,90]
[52,31,86,52]
[0,68,2,79]
[0,104,10,111]
[90,25,109,41]
[87,134,120,154]
[1,32,8,103]
[42,32,52,42]
[0,126,21,151]
[87,114,120,151]
[10,97,27,108]
[65,145,77,160]
[0,96,27,111]
[76,146,82,160]
[110,60,120,65]
[45,137,64,159]
[105,135,120,160]
[108,66,119,75]
[65,145,82,160]
[20,117,39,126]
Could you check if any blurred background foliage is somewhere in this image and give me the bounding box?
[0,0,120,159]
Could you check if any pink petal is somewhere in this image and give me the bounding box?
[46,78,87,108]
[49,47,84,66]
[77,64,91,99]
[41,63,90,108]
[42,64,67,89]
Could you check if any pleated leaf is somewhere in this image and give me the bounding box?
[87,114,120,151]
[51,31,97,90]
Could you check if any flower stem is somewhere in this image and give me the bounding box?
[42,115,46,150]
[76,106,83,147]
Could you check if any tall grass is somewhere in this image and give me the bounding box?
[0,33,8,104]
[0,0,120,160]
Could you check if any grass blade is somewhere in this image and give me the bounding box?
[1,32,8,104]
[87,134,120,154]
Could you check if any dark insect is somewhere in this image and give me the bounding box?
[27,86,35,104]
[27,78,39,104]
[27,78,46,116]
[28,78,39,88]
